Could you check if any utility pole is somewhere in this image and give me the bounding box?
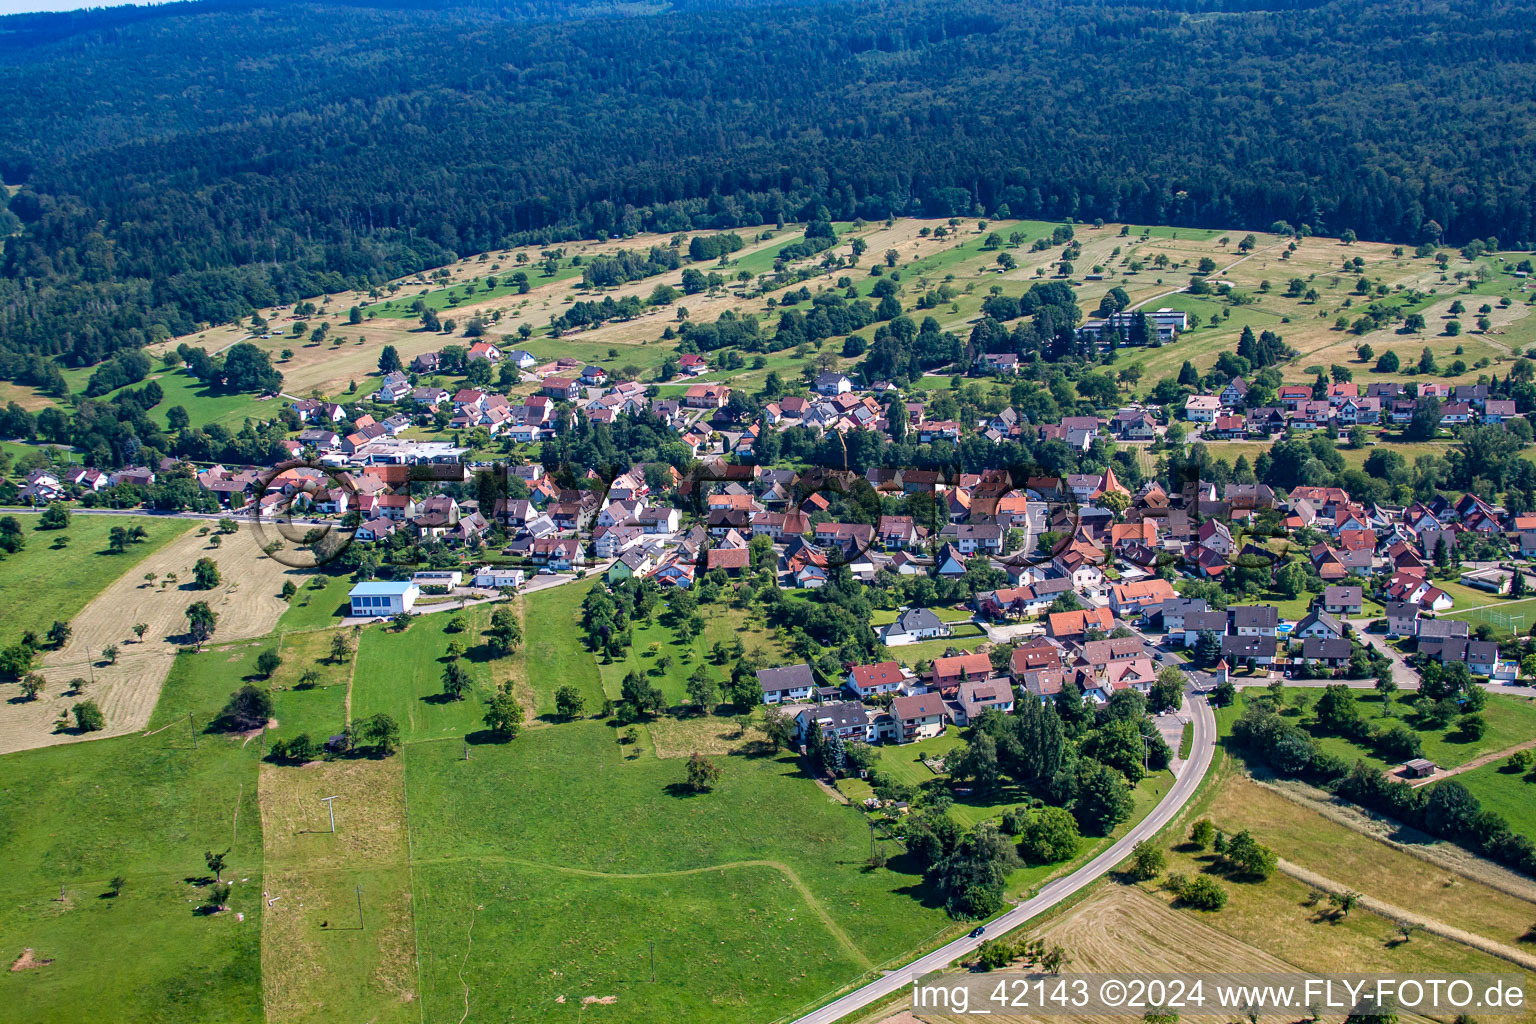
[355,884,364,930]
[189,713,198,749]
[321,795,339,833]
[649,940,656,983]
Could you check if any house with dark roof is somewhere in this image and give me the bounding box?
[1221,634,1277,667]
[1416,618,1470,641]
[1417,638,1499,676]
[1180,609,1230,647]
[1323,585,1363,615]
[1385,600,1421,637]
[953,678,1015,725]
[1230,604,1279,636]
[796,702,874,744]
[757,664,817,705]
[1300,637,1352,669]
[1293,609,1344,640]
[880,607,952,645]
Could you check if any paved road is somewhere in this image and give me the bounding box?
[788,694,1218,1024]
[0,505,273,523]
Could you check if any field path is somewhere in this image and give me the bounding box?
[1276,857,1536,971]
[1405,737,1536,787]
[413,853,872,970]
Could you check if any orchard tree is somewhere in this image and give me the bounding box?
[193,557,221,589]
[685,665,717,713]
[330,629,353,663]
[483,684,524,739]
[186,601,218,649]
[73,700,105,732]
[686,752,722,793]
[257,648,282,678]
[441,661,472,701]
[554,685,585,720]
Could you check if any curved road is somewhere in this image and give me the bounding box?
[789,693,1218,1024]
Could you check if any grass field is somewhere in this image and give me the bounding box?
[0,513,192,651]
[1202,775,1536,945]
[1127,770,1536,989]
[1235,687,1536,774]
[403,720,954,1023]
[887,633,991,669]
[96,369,278,429]
[5,525,297,754]
[0,646,268,1024]
[1455,760,1536,849]
[258,755,415,1024]
[869,604,976,626]
[517,579,605,715]
[350,602,511,744]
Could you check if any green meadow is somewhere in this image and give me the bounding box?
[0,644,269,1024]
[0,513,191,650]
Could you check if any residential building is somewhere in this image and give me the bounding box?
[847,661,907,698]
[890,693,947,743]
[758,664,817,704]
[881,607,952,645]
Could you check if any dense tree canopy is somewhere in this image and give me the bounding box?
[0,0,1533,379]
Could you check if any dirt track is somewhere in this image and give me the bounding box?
[0,527,299,754]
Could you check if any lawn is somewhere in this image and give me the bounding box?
[518,579,605,715]
[887,633,990,669]
[870,604,976,626]
[0,645,268,1024]
[274,574,354,633]
[0,513,192,650]
[350,602,512,743]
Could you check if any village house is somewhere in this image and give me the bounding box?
[758,664,817,705]
[1322,584,1364,616]
[881,607,952,645]
[846,661,908,699]
[889,693,947,743]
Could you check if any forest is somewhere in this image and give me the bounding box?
[2,0,1535,379]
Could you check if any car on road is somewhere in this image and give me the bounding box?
[969,926,985,938]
